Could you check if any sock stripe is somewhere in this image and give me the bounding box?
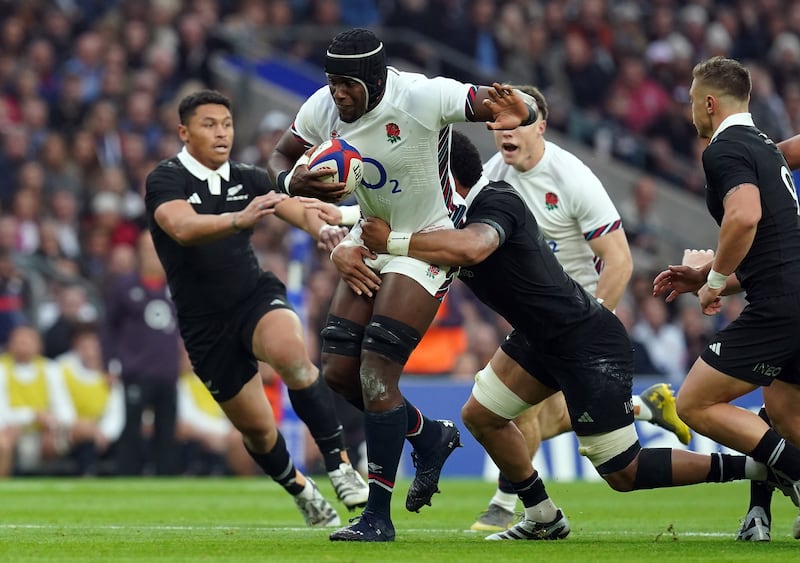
[368,474,395,492]
[768,440,785,467]
[406,407,424,437]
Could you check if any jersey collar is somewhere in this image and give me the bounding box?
[177,146,231,195]
[465,175,490,210]
[710,112,754,143]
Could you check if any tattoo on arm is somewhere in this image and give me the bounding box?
[722,184,745,203]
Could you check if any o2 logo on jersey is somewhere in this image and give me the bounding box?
[361,157,401,194]
[548,240,559,253]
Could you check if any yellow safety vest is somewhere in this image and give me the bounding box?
[3,354,48,410]
[62,364,110,421]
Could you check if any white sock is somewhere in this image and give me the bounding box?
[633,395,652,421]
[490,490,518,512]
[524,497,558,523]
[745,457,767,481]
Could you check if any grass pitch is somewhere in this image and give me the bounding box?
[1,478,798,561]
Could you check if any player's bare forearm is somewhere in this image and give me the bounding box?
[274,198,327,241]
[360,217,498,266]
[594,264,631,311]
[408,225,499,266]
[588,230,632,310]
[155,194,286,246]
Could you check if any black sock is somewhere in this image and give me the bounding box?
[403,398,442,451]
[751,428,800,481]
[511,471,548,508]
[707,452,747,482]
[498,473,515,494]
[245,433,304,495]
[748,481,774,521]
[364,405,407,518]
[288,377,346,472]
[748,406,774,518]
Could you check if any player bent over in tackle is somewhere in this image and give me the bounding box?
[357,131,773,539]
[471,84,689,532]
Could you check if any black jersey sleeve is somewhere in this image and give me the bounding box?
[145,160,188,213]
[702,139,759,201]
[466,186,527,246]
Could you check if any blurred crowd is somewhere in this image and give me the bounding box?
[0,0,790,475]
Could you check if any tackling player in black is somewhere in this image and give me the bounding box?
[654,56,800,541]
[144,90,369,527]
[357,130,772,540]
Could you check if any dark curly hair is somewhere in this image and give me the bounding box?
[178,90,232,124]
[450,130,483,189]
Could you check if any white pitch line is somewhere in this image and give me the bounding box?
[0,524,732,537]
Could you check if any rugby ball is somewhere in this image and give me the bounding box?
[307,139,363,195]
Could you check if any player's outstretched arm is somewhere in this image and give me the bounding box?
[475,83,537,130]
[154,192,287,246]
[360,217,499,266]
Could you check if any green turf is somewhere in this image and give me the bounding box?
[1,478,798,561]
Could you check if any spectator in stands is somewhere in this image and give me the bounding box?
[42,283,96,359]
[58,322,124,475]
[631,295,688,387]
[618,175,662,253]
[0,325,75,476]
[615,300,663,376]
[39,133,81,196]
[606,55,671,138]
[0,248,32,347]
[562,31,614,145]
[237,110,292,168]
[677,303,714,373]
[102,231,180,476]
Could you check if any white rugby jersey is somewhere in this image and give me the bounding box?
[292,67,473,233]
[483,141,621,294]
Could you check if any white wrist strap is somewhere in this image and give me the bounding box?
[339,205,361,226]
[706,268,728,290]
[386,231,412,256]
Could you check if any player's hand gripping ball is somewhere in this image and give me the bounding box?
[307,139,363,197]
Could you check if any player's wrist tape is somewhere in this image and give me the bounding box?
[280,154,312,196]
[276,170,290,195]
[386,231,412,256]
[706,268,728,290]
[512,89,538,127]
[339,205,361,226]
[519,104,537,126]
[231,212,242,232]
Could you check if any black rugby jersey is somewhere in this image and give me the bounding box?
[144,157,271,317]
[457,181,604,349]
[703,122,800,300]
